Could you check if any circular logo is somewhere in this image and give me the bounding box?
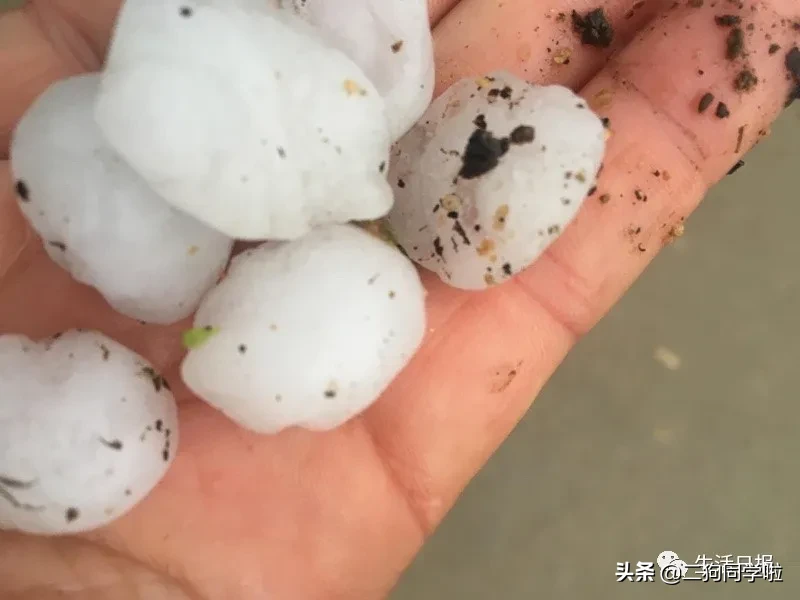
[657,551,688,585]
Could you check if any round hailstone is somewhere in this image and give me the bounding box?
[95,0,393,241]
[0,330,178,535]
[10,74,232,325]
[387,71,607,290]
[289,0,434,141]
[181,224,426,434]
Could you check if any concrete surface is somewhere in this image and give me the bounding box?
[391,107,800,598]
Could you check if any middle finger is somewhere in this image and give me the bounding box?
[434,0,671,93]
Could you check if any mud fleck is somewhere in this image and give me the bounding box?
[571,8,615,48]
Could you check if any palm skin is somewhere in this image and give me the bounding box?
[0,0,796,598]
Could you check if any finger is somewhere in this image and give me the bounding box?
[433,0,671,94]
[0,163,31,284]
[522,0,799,332]
[366,0,799,531]
[0,1,101,156]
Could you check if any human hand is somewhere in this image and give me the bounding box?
[0,0,797,598]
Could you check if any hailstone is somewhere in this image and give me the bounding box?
[181,224,426,434]
[10,73,232,325]
[290,0,435,141]
[387,72,607,290]
[0,330,178,535]
[95,0,394,240]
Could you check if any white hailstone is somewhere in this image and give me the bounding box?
[289,0,435,141]
[181,224,426,434]
[95,0,394,241]
[0,330,178,535]
[10,74,232,325]
[387,71,607,290]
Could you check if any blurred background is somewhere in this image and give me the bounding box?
[2,0,797,597]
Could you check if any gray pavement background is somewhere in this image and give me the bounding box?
[391,106,800,599]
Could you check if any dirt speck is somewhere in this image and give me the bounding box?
[493,205,510,231]
[571,8,615,48]
[458,129,510,180]
[509,125,535,145]
[698,92,715,113]
[490,363,522,393]
[733,69,758,92]
[553,47,572,65]
[14,180,30,202]
[726,27,745,60]
[477,238,496,256]
[343,79,368,96]
[715,102,731,118]
[727,159,745,175]
[715,15,742,27]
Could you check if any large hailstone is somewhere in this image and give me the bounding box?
[10,74,232,325]
[387,71,607,290]
[95,0,393,241]
[290,0,434,141]
[0,330,178,535]
[181,224,426,434]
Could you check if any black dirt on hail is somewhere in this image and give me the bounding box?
[571,8,615,48]
[457,122,538,180]
[14,180,29,202]
[509,125,535,145]
[458,129,510,179]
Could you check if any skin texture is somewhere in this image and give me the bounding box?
[0,0,797,598]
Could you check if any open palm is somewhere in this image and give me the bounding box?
[0,0,795,598]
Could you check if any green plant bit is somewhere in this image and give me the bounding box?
[182,326,219,350]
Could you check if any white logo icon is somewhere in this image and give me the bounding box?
[657,551,688,584]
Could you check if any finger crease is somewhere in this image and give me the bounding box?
[359,416,432,537]
[26,0,102,75]
[619,76,712,188]
[0,224,31,285]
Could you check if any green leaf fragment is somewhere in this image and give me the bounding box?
[182,326,219,349]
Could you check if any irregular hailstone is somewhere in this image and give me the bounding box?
[10,74,232,325]
[181,224,426,434]
[289,0,435,141]
[0,330,178,535]
[387,71,607,290]
[95,0,393,241]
